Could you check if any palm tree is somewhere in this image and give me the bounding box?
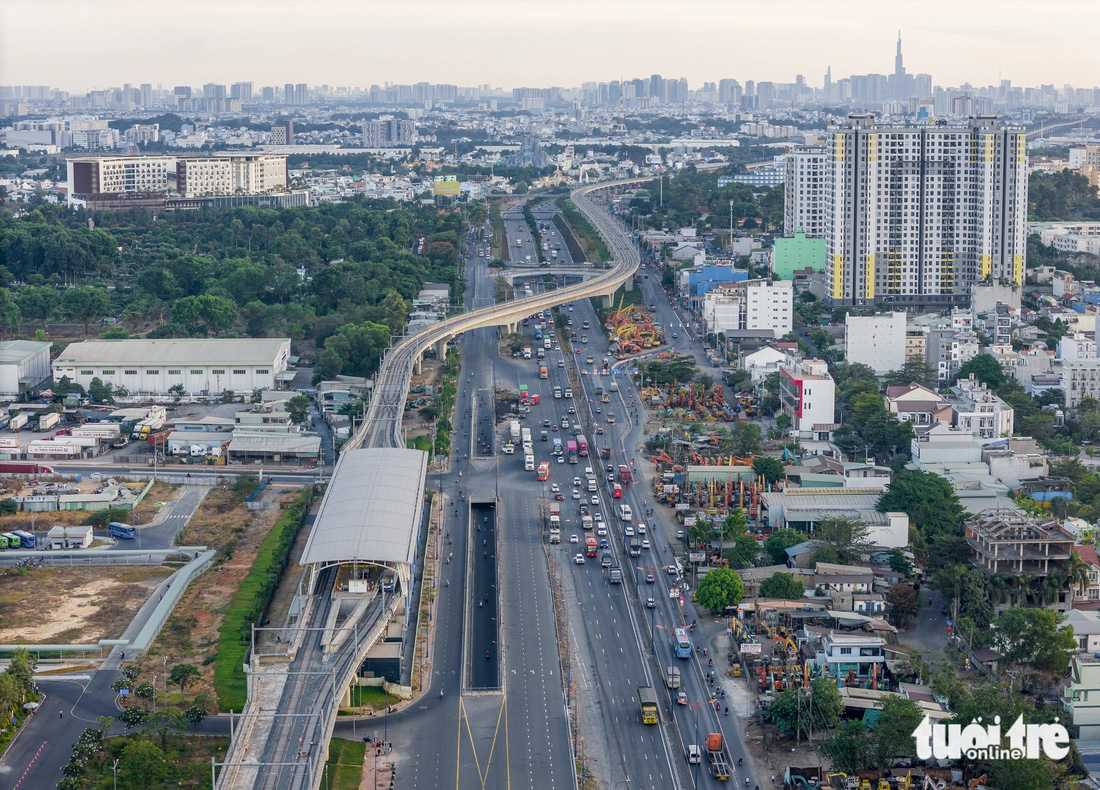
[988,575,1010,607]
[1068,550,1091,605]
[1015,573,1034,607]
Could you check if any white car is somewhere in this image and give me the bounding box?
[574,554,586,565]
[636,522,647,534]
[558,361,565,368]
[572,489,581,499]
[557,456,565,464]
[550,483,560,493]
[573,477,581,487]
[641,539,651,549]
[625,526,635,536]
[570,534,579,544]
[591,495,600,506]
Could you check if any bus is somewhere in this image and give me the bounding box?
[585,533,598,557]
[552,438,563,456]
[536,462,550,481]
[612,483,623,498]
[12,530,35,549]
[576,435,588,457]
[108,522,137,539]
[638,686,658,725]
[566,440,578,464]
[674,628,693,659]
[0,533,18,549]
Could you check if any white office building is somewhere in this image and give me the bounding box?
[702,279,793,338]
[784,148,827,238]
[53,338,292,397]
[176,154,288,197]
[844,312,906,374]
[0,340,52,396]
[824,115,1028,308]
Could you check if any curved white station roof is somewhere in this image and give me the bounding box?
[300,448,428,567]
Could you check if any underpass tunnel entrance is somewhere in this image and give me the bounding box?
[467,499,501,691]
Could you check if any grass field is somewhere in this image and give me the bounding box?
[213,490,310,710]
[557,198,611,262]
[324,738,366,790]
[344,684,400,712]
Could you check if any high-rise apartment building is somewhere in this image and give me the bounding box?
[231,82,253,101]
[824,114,1028,308]
[784,148,828,238]
[362,120,417,147]
[269,120,294,146]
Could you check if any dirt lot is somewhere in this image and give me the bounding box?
[0,565,173,643]
[140,484,304,702]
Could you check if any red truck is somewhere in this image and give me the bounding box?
[618,464,633,484]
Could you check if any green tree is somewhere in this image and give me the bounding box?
[168,383,185,402]
[62,285,110,334]
[184,704,208,733]
[764,528,807,564]
[695,567,745,614]
[886,584,920,628]
[878,470,965,566]
[812,517,874,566]
[992,607,1077,680]
[117,739,175,785]
[727,421,763,457]
[380,289,409,336]
[868,695,923,769]
[286,394,311,425]
[6,647,36,695]
[774,412,792,435]
[168,663,201,699]
[118,705,148,728]
[955,354,1005,389]
[821,720,871,773]
[723,534,760,570]
[0,499,15,515]
[766,678,843,739]
[142,707,187,752]
[232,473,260,501]
[887,548,914,576]
[87,376,113,404]
[752,456,785,484]
[758,572,806,599]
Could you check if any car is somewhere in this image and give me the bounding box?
[595,406,601,413]
[573,477,581,486]
[606,464,614,472]
[543,419,552,427]
[551,483,560,493]
[596,525,607,536]
[667,565,677,575]
[554,493,565,500]
[636,522,647,534]
[574,554,586,565]
[586,356,594,364]
[672,333,678,339]
[646,573,655,584]
[676,691,688,705]
[625,525,635,536]
[593,513,603,524]
[941,606,949,615]
[607,412,616,424]
[570,534,579,544]
[591,495,600,506]
[597,427,605,435]
[581,336,588,343]
[641,539,651,549]
[676,529,686,540]
[646,597,656,608]
[599,539,609,548]
[572,489,581,499]
[607,472,616,482]
[551,425,559,432]
[557,456,565,464]
[558,360,565,368]
[567,405,575,414]
[561,417,570,428]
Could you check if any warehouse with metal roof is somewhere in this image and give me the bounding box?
[52,338,291,396]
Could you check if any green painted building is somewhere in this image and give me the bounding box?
[773,230,825,280]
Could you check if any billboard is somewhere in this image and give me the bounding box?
[433,175,460,196]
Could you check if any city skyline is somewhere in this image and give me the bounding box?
[3,0,1100,93]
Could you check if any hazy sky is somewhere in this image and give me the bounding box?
[2,0,1097,92]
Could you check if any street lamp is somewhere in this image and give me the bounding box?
[113,758,119,790]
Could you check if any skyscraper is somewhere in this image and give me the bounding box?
[824,115,1028,308]
[889,31,916,100]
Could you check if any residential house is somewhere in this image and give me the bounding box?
[885,383,952,429]
[778,357,836,440]
[945,376,1015,439]
[1063,654,1100,742]
[1074,545,1100,605]
[1066,609,1100,654]
[812,630,887,685]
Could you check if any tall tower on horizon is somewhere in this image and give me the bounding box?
[895,30,905,79]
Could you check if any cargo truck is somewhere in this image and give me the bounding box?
[36,413,60,432]
[638,687,658,725]
[539,366,548,379]
[8,413,28,432]
[618,464,633,484]
[706,733,731,781]
[609,566,622,583]
[629,538,641,557]
[581,514,593,530]
[510,421,521,444]
[523,346,532,359]
[524,454,535,471]
[521,427,532,445]
[666,666,681,689]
